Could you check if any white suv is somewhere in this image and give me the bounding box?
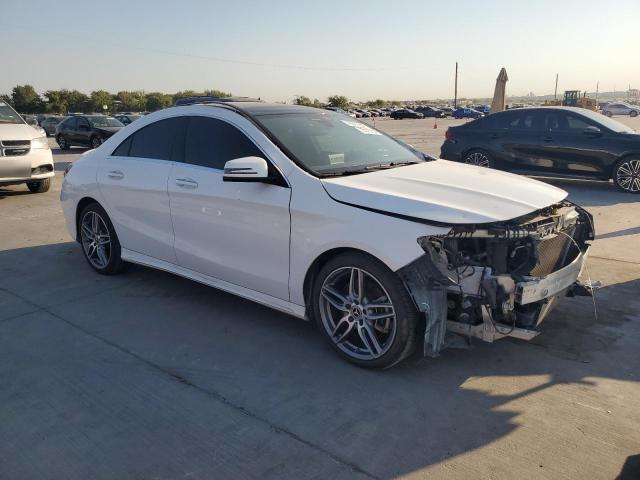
[61,100,594,368]
[0,101,54,193]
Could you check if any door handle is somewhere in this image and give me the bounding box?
[107,170,124,180]
[175,178,198,189]
[490,134,499,139]
[543,136,553,142]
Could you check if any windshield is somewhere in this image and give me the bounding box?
[0,102,25,124]
[256,111,425,176]
[580,109,634,133]
[87,116,124,128]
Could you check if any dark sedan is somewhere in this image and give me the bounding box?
[55,115,124,150]
[440,106,640,193]
[416,106,445,118]
[114,114,143,125]
[390,109,424,119]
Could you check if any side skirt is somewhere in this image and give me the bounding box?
[120,248,308,320]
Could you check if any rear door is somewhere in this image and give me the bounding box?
[97,116,186,263]
[168,115,291,301]
[75,117,92,146]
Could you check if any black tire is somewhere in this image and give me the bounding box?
[57,135,70,150]
[78,202,126,274]
[26,178,51,193]
[311,252,420,369]
[90,136,102,149]
[604,111,613,117]
[463,149,494,168]
[630,110,638,118]
[612,157,640,194]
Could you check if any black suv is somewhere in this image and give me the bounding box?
[440,106,640,193]
[55,115,124,150]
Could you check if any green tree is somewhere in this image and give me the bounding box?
[67,90,90,112]
[43,90,70,113]
[10,85,43,113]
[203,89,231,98]
[145,92,173,112]
[90,90,113,113]
[327,95,350,110]
[116,91,146,112]
[367,99,386,108]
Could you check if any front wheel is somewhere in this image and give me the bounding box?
[604,111,613,117]
[26,178,51,193]
[312,253,420,368]
[630,110,638,118]
[613,157,640,193]
[78,203,126,274]
[463,149,494,168]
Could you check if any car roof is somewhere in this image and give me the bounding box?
[178,101,323,117]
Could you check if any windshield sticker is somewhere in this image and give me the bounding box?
[340,120,381,135]
[328,153,345,165]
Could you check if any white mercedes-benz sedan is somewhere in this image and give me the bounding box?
[61,99,594,368]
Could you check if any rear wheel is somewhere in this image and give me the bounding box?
[630,110,638,118]
[78,203,126,274]
[312,253,420,369]
[90,136,102,149]
[26,178,51,193]
[57,135,70,150]
[463,149,493,168]
[613,157,640,193]
[604,111,613,117]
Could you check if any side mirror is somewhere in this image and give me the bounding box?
[583,126,601,136]
[223,156,269,182]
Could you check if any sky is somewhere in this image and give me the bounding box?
[1,0,639,102]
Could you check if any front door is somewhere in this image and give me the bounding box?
[97,117,185,263]
[168,115,291,301]
[535,110,610,177]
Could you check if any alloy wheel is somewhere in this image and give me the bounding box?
[58,136,67,149]
[80,211,112,269]
[91,137,102,149]
[616,159,640,192]
[464,151,490,167]
[319,267,397,360]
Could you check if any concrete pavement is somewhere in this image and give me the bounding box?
[0,127,638,479]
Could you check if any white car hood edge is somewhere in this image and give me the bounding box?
[321,160,568,225]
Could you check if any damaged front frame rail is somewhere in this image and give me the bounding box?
[398,201,594,357]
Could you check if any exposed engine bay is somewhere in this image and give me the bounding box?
[399,200,595,356]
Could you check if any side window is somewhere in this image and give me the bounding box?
[184,116,263,170]
[126,117,185,160]
[508,112,537,130]
[65,117,78,129]
[77,117,90,128]
[481,111,517,129]
[112,136,132,156]
[565,114,593,131]
[543,112,565,131]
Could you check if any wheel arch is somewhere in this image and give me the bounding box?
[75,196,102,242]
[302,247,390,314]
[609,153,640,179]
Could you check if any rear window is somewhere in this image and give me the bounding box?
[114,117,185,160]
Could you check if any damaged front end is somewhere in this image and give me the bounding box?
[398,201,595,357]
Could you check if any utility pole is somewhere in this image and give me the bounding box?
[454,62,458,108]
[554,73,558,100]
[595,81,599,104]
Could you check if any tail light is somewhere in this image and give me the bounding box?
[445,128,454,141]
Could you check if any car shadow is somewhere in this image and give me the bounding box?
[535,177,638,207]
[0,187,31,198]
[0,241,638,478]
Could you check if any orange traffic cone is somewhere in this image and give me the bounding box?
[433,118,438,129]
